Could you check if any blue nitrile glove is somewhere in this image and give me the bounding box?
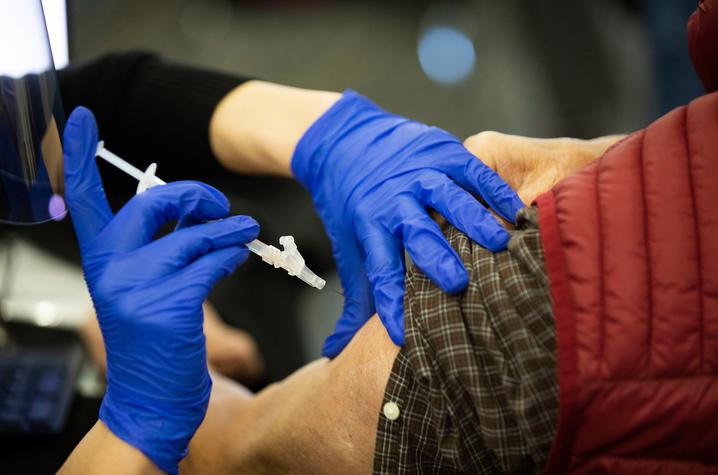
[292,91,524,357]
[63,107,259,474]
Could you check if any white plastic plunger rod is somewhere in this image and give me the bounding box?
[94,142,326,290]
[96,141,166,187]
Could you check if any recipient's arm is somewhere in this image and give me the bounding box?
[59,421,162,475]
[180,314,400,474]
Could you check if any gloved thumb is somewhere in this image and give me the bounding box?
[321,248,376,358]
[63,107,113,247]
[322,298,373,358]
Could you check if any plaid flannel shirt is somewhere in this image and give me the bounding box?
[374,207,558,474]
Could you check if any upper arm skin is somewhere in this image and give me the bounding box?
[181,314,400,474]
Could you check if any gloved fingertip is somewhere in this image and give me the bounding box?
[222,216,260,242]
[384,314,405,346]
[389,327,404,346]
[236,215,260,236]
[440,256,470,293]
[376,300,405,346]
[206,246,250,281]
[321,300,369,358]
[233,245,251,267]
[196,183,232,217]
[66,105,94,128]
[506,197,526,223]
[321,334,350,358]
[63,107,98,176]
[484,227,511,252]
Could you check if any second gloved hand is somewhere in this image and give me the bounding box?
[292,91,524,357]
[63,107,259,474]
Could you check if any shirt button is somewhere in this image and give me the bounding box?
[383,401,400,421]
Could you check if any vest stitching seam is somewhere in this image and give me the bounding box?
[586,373,716,383]
[597,144,606,370]
[683,104,704,372]
[639,130,653,374]
[584,453,713,464]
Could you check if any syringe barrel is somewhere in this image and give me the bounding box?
[95,145,327,289]
[245,239,266,256]
[298,267,326,290]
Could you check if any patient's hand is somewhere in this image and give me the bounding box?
[463,131,625,207]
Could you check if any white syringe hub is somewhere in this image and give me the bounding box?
[95,142,326,290]
[246,237,326,290]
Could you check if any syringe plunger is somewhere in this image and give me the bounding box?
[95,142,326,290]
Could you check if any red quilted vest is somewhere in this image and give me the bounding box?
[537,3,718,472]
[538,91,718,474]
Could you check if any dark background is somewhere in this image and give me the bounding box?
[1,1,708,472]
[67,0,704,140]
[59,0,705,371]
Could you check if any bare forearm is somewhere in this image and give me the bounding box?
[209,81,340,177]
[59,421,163,475]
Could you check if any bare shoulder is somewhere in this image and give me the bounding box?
[189,315,399,475]
[328,313,402,409]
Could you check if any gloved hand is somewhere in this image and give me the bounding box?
[292,91,524,357]
[63,107,259,474]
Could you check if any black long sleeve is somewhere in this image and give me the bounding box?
[57,51,251,181]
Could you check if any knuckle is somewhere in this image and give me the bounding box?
[128,190,154,209]
[463,130,502,151]
[196,235,214,255]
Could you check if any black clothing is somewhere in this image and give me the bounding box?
[10,51,334,383]
[57,51,241,184]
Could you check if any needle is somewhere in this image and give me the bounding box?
[332,288,361,306]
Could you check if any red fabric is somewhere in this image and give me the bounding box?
[688,0,718,93]
[539,91,718,474]
[537,191,579,475]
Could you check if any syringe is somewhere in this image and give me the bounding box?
[95,141,326,290]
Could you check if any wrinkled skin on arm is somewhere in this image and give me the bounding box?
[463,132,625,207]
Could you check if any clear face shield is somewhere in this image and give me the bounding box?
[0,0,66,225]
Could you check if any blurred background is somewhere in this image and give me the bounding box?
[60,0,706,364]
[69,0,703,139]
[0,0,708,471]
